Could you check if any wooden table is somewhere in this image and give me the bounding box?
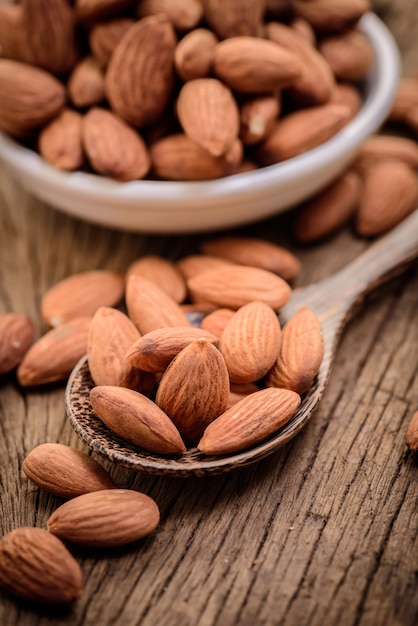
[1,4,418,625]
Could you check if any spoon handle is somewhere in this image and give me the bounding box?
[283,209,418,326]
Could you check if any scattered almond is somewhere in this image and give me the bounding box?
[22,443,115,498]
[0,313,35,376]
[0,527,82,604]
[127,255,187,304]
[47,489,160,547]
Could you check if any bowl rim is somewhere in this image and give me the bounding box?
[0,12,400,211]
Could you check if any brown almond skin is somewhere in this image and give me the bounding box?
[17,316,92,387]
[0,527,82,605]
[0,59,66,137]
[265,306,324,394]
[239,93,281,146]
[38,108,84,172]
[88,307,155,394]
[89,18,135,68]
[82,107,150,181]
[47,489,160,548]
[200,236,301,281]
[41,270,125,327]
[200,308,236,338]
[0,313,35,376]
[256,103,351,165]
[106,14,177,128]
[90,385,186,454]
[198,387,301,455]
[20,0,79,75]
[67,56,106,109]
[355,135,418,171]
[356,161,418,237]
[292,0,370,34]
[319,29,375,82]
[155,339,230,441]
[137,0,204,32]
[150,133,243,181]
[22,443,115,498]
[220,301,282,384]
[176,254,236,281]
[328,82,362,119]
[201,0,265,39]
[406,411,418,451]
[126,255,187,304]
[176,78,240,157]
[213,36,302,93]
[126,327,219,373]
[187,265,292,310]
[75,0,135,22]
[387,78,418,123]
[126,274,192,334]
[293,169,362,243]
[0,5,26,62]
[266,21,335,106]
[174,28,218,82]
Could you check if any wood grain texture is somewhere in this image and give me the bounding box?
[1,2,418,624]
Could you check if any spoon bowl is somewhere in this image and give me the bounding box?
[66,211,418,476]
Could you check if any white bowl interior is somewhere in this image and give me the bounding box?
[0,12,400,233]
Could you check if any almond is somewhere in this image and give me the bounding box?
[90,385,186,454]
[150,133,243,180]
[256,103,351,165]
[47,489,160,547]
[20,0,79,75]
[200,236,301,280]
[406,410,418,451]
[0,5,26,62]
[82,107,150,181]
[0,313,35,376]
[239,93,281,145]
[126,274,192,334]
[290,17,317,45]
[41,270,125,327]
[137,0,204,32]
[155,339,230,441]
[17,316,92,387]
[75,0,135,22]
[293,169,362,242]
[387,78,418,123]
[201,0,265,39]
[0,59,66,137]
[200,308,236,338]
[355,135,418,172]
[319,29,375,82]
[187,265,292,310]
[265,306,324,394]
[198,387,301,454]
[328,82,362,119]
[266,21,335,106]
[67,56,106,109]
[176,254,236,281]
[88,307,155,394]
[0,528,82,604]
[126,326,219,373]
[220,301,282,383]
[89,18,135,68]
[106,14,177,128]
[174,28,218,82]
[22,443,115,498]
[213,36,302,93]
[126,255,187,304]
[176,78,240,157]
[355,160,418,237]
[293,0,370,34]
[38,108,84,172]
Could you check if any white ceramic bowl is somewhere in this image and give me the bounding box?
[0,13,400,234]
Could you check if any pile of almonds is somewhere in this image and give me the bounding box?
[0,0,376,181]
[0,235,326,604]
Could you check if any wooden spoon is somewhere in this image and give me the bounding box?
[66,210,418,476]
